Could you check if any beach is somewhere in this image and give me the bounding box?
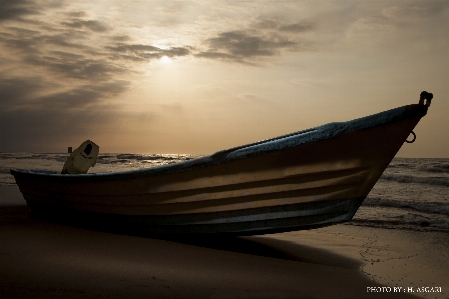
[1,185,447,299]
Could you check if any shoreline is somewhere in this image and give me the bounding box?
[1,185,447,298]
[266,225,449,299]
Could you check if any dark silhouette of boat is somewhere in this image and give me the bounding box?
[10,92,433,235]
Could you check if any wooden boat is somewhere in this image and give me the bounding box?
[10,92,433,235]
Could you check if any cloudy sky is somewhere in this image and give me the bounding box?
[1,0,448,157]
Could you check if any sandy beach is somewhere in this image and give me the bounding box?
[1,185,447,299]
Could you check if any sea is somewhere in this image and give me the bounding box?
[1,153,448,233]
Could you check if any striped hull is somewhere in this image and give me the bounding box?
[11,104,427,235]
[26,197,365,235]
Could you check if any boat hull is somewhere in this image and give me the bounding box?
[11,104,428,235]
[26,197,365,235]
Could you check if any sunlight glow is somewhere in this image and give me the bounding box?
[160,56,172,64]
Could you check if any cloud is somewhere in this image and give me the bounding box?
[195,51,235,61]
[235,93,268,104]
[382,3,445,22]
[24,52,127,80]
[106,43,190,62]
[1,74,130,111]
[0,1,193,147]
[195,16,317,64]
[0,106,120,151]
[278,22,314,33]
[196,30,310,64]
[110,35,132,42]
[32,80,131,109]
[341,2,449,49]
[208,31,296,57]
[0,24,97,56]
[61,19,110,32]
[0,75,133,151]
[66,11,88,18]
[0,76,50,107]
[0,0,41,22]
[254,17,315,33]
[0,15,130,81]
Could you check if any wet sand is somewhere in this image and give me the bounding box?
[1,185,447,299]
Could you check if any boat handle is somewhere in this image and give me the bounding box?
[405,131,416,143]
[211,128,316,159]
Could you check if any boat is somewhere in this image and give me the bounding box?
[10,92,433,235]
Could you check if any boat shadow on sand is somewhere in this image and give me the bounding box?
[18,206,361,269]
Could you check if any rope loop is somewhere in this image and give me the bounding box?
[405,131,416,143]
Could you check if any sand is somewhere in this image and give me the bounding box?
[1,185,447,299]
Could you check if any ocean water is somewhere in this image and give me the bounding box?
[1,153,448,233]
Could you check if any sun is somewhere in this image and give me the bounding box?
[160,56,172,64]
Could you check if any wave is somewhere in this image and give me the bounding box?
[422,163,449,174]
[388,162,417,169]
[95,154,198,165]
[347,214,449,233]
[379,174,449,187]
[116,154,178,161]
[387,158,449,174]
[96,155,115,160]
[0,167,11,174]
[364,197,449,216]
[0,153,67,163]
[0,154,34,160]
[114,154,196,161]
[106,159,132,164]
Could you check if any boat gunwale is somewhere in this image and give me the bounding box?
[10,103,427,182]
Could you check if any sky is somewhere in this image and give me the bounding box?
[1,0,448,157]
